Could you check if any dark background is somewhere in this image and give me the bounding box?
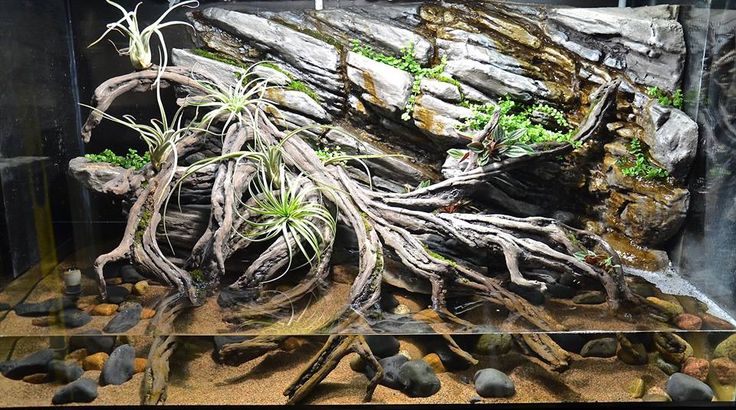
[0,0,734,315]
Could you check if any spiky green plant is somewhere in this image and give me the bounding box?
[90,0,199,71]
[448,108,534,166]
[240,165,336,278]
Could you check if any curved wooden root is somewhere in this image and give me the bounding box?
[283,335,382,404]
[79,69,639,404]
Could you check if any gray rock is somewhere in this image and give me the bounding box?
[656,356,680,375]
[106,285,129,304]
[48,360,83,383]
[52,378,98,404]
[69,332,116,355]
[252,65,292,86]
[67,157,144,197]
[120,265,145,284]
[57,309,91,329]
[14,296,76,317]
[474,368,516,398]
[362,353,408,390]
[542,23,602,61]
[2,349,55,380]
[171,48,244,87]
[445,58,568,103]
[264,88,328,121]
[201,8,340,81]
[347,51,413,114]
[420,78,462,102]
[365,335,400,359]
[398,360,441,397]
[103,303,142,333]
[313,9,432,64]
[548,5,685,91]
[0,302,11,311]
[412,94,470,143]
[665,372,714,402]
[475,334,513,356]
[100,345,135,386]
[580,337,617,358]
[636,102,699,180]
[550,334,586,354]
[572,290,606,305]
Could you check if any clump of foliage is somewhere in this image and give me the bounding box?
[459,97,576,146]
[85,148,151,170]
[646,86,684,109]
[287,80,320,102]
[448,108,534,167]
[91,0,199,71]
[350,40,459,121]
[574,249,619,271]
[315,146,347,165]
[620,138,669,180]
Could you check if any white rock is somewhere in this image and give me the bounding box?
[419,78,462,102]
[346,51,413,113]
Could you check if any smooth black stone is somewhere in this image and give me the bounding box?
[100,345,135,386]
[103,303,142,333]
[69,331,116,354]
[666,373,714,402]
[550,333,586,354]
[48,360,83,383]
[363,354,409,390]
[120,265,146,284]
[217,288,258,308]
[0,302,10,311]
[397,360,441,398]
[52,378,98,404]
[2,349,55,380]
[580,337,617,358]
[547,283,576,299]
[427,336,473,371]
[106,285,130,304]
[507,283,545,305]
[365,335,400,359]
[57,309,91,328]
[213,336,249,353]
[474,368,516,398]
[14,297,76,317]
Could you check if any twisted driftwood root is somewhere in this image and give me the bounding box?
[79,67,638,404]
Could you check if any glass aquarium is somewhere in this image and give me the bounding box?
[0,0,734,406]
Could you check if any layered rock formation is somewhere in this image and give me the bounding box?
[170,2,699,269]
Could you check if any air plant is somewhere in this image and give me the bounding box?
[447,108,534,167]
[240,164,336,277]
[89,0,199,71]
[186,65,280,140]
[81,74,206,171]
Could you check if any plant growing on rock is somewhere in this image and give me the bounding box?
[646,86,684,109]
[90,0,199,71]
[85,148,151,170]
[77,24,644,403]
[448,108,534,167]
[620,138,669,181]
[350,40,459,121]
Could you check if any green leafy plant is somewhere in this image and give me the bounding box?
[458,97,576,146]
[90,0,199,71]
[447,108,534,166]
[315,146,347,165]
[646,86,684,109]
[85,148,151,170]
[287,80,321,102]
[620,138,669,180]
[350,40,459,121]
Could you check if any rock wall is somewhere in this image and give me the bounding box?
[175,1,701,269]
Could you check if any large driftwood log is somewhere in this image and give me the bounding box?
[76,67,639,404]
